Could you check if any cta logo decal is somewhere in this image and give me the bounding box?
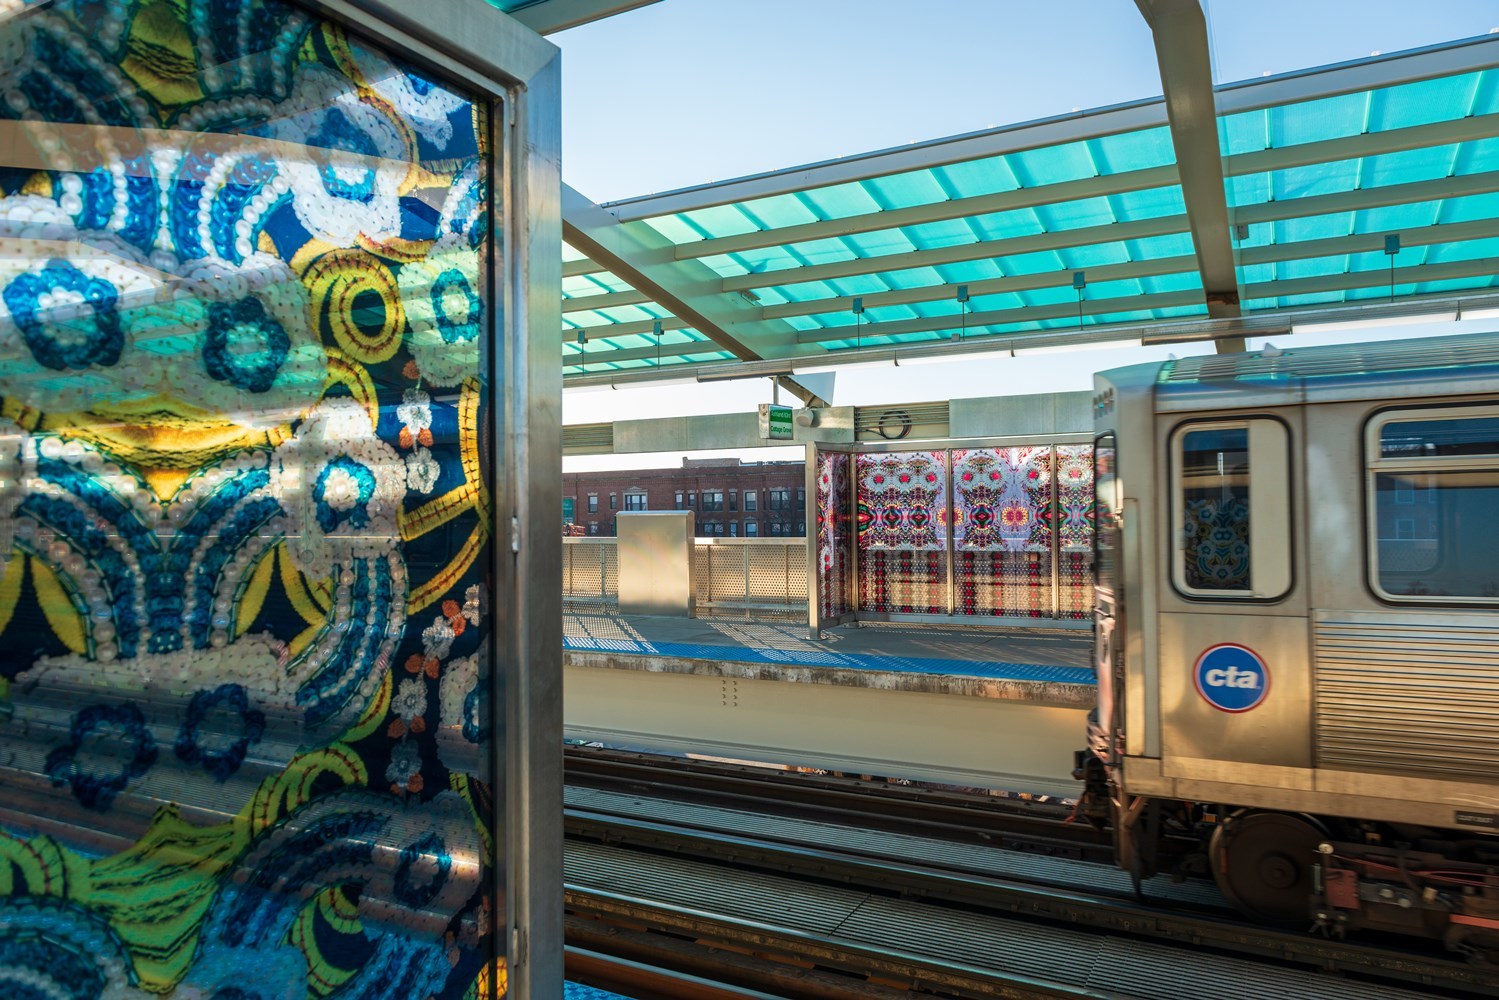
[1193,643,1270,713]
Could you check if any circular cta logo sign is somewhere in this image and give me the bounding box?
[1193,643,1270,713]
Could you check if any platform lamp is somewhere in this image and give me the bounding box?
[953,285,970,342]
[1073,270,1087,332]
[851,296,864,352]
[1385,234,1401,303]
[575,328,587,375]
[652,319,662,367]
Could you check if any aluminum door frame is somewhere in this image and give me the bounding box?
[302,4,562,994]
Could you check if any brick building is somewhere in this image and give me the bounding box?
[563,457,807,537]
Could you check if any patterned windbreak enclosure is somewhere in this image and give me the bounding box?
[816,445,1093,622]
[0,2,506,997]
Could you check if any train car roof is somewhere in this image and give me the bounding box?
[1145,329,1499,411]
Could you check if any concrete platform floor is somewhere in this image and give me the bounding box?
[563,610,1093,688]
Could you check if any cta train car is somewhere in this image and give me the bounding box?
[1079,331,1499,957]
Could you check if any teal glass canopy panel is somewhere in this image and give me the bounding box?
[0,2,501,998]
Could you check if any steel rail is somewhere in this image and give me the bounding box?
[567,925,917,999]
[564,812,1499,997]
[567,887,1102,1000]
[563,746,1114,862]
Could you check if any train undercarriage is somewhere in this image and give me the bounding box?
[1075,753,1499,962]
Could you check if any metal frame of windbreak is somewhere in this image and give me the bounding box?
[297,3,561,996]
[808,434,1095,635]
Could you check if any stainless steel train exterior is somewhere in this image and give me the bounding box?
[1081,330,1499,956]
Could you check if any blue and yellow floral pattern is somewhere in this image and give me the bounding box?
[0,1,500,997]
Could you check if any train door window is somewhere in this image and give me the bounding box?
[1094,433,1121,601]
[1170,419,1291,600]
[1367,407,1499,603]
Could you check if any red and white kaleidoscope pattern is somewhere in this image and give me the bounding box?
[1052,444,1095,619]
[856,451,948,614]
[815,450,852,621]
[952,446,1052,617]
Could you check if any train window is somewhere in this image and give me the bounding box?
[1094,434,1121,600]
[1170,419,1291,600]
[1368,408,1499,603]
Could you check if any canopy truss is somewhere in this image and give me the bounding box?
[557,29,1499,383]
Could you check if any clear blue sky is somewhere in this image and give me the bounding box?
[556,0,1499,202]
[553,2,1499,469]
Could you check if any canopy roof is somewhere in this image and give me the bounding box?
[555,8,1499,386]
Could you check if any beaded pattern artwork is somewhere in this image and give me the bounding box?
[1053,444,1095,619]
[0,2,501,998]
[952,446,1053,618]
[814,450,851,622]
[855,451,947,615]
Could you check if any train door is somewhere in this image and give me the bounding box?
[1157,415,1312,782]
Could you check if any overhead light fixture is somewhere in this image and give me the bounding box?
[1012,337,1143,356]
[1289,310,1457,334]
[896,347,1007,367]
[794,357,894,374]
[695,361,794,382]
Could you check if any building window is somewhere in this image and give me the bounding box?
[769,521,783,536]
[675,491,684,509]
[729,489,738,511]
[768,488,790,511]
[796,521,805,535]
[796,487,805,506]
[1369,408,1499,603]
[609,492,617,510]
[688,491,697,509]
[729,521,738,536]
[587,494,598,514]
[702,489,724,512]
[745,520,758,537]
[624,492,648,511]
[744,490,757,512]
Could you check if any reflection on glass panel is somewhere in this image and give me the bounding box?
[0,2,497,998]
[1181,428,1251,591]
[1381,415,1499,458]
[1376,471,1499,599]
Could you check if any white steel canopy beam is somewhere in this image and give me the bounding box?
[1136,0,1239,323]
[506,0,660,34]
[561,183,799,360]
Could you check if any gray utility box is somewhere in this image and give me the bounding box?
[617,511,697,616]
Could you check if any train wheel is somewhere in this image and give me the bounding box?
[1210,811,1325,926]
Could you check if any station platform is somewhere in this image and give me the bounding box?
[563,611,1094,706]
[563,612,1096,797]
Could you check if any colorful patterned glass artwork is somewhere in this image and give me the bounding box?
[1053,444,1095,620]
[855,451,948,615]
[815,450,851,622]
[952,446,1053,618]
[0,2,500,998]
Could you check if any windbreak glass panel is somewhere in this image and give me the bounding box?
[0,3,501,996]
[1380,416,1499,458]
[1181,428,1251,592]
[1375,470,1499,599]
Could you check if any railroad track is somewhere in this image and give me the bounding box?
[562,750,1499,999]
[564,745,1116,863]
